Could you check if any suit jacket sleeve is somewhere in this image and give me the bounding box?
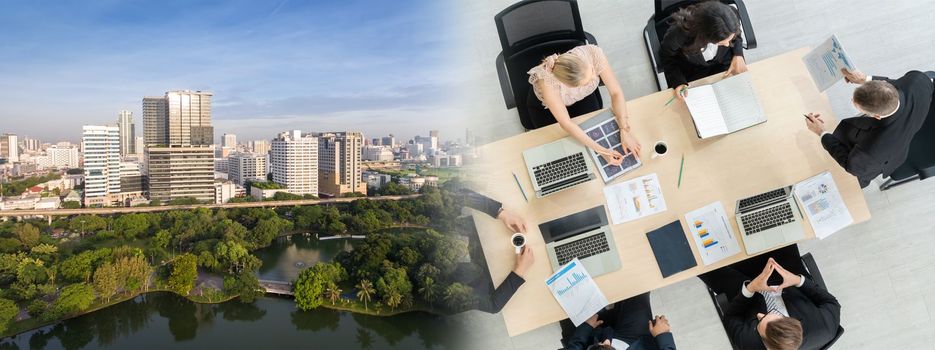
[659,29,689,89]
[459,188,502,218]
[654,332,677,350]
[723,293,763,349]
[731,31,744,57]
[796,278,842,331]
[566,323,597,350]
[478,271,524,314]
[820,132,877,188]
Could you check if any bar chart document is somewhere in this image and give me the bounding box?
[794,171,853,239]
[685,201,742,265]
[603,173,667,224]
[803,35,856,92]
[684,72,767,139]
[545,258,609,326]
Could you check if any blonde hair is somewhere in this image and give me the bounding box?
[543,53,588,86]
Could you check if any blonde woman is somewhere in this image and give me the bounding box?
[527,44,641,165]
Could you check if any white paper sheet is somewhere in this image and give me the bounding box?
[684,85,729,138]
[794,172,853,239]
[685,201,742,265]
[545,258,609,326]
[603,173,667,225]
[713,73,767,133]
[803,35,856,92]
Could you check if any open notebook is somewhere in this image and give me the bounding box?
[684,72,767,139]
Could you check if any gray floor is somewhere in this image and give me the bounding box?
[451,0,935,349]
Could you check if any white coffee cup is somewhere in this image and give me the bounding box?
[652,140,669,159]
[510,233,526,254]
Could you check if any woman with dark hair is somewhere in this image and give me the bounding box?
[659,0,746,103]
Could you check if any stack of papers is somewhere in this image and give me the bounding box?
[794,171,853,239]
[684,201,742,265]
[545,258,608,326]
[603,173,667,225]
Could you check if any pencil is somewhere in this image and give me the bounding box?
[512,172,528,202]
[677,154,685,188]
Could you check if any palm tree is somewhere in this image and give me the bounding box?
[356,279,374,310]
[326,284,342,305]
[418,277,437,309]
[386,290,402,310]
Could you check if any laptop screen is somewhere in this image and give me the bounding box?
[539,206,608,243]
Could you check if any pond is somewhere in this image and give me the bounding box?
[254,233,356,282]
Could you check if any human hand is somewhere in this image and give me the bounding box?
[512,245,535,278]
[648,315,671,337]
[620,131,642,159]
[769,258,803,290]
[585,313,604,329]
[725,56,748,77]
[497,209,527,233]
[805,113,826,136]
[841,68,867,84]
[748,260,777,293]
[674,84,689,102]
[600,149,624,166]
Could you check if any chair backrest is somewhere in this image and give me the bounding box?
[652,0,748,49]
[901,101,935,180]
[495,0,585,57]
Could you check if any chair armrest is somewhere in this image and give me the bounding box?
[644,17,663,74]
[585,31,598,46]
[496,52,516,109]
[801,253,827,290]
[732,0,757,49]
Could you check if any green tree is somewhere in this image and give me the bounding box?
[61,201,81,209]
[418,277,438,307]
[293,262,347,311]
[223,271,263,303]
[325,283,342,305]
[167,254,198,296]
[116,255,151,293]
[92,262,118,302]
[29,244,58,263]
[443,283,477,312]
[153,230,172,250]
[356,279,374,311]
[375,266,412,307]
[14,223,40,248]
[58,253,94,283]
[112,214,151,239]
[52,283,95,317]
[385,290,402,310]
[0,298,16,334]
[248,217,292,248]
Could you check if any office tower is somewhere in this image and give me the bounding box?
[414,134,438,156]
[143,90,213,146]
[251,140,270,155]
[82,126,121,207]
[145,146,215,202]
[0,134,19,162]
[270,130,318,195]
[36,145,79,169]
[465,129,475,146]
[117,110,136,156]
[22,137,40,152]
[315,131,366,197]
[228,153,268,185]
[381,134,396,148]
[134,136,145,156]
[371,138,381,146]
[119,161,145,194]
[430,130,439,138]
[143,96,167,146]
[223,134,237,149]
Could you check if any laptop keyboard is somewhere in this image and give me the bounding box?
[533,152,588,186]
[741,202,796,235]
[738,188,787,210]
[554,232,611,266]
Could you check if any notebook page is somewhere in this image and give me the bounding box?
[712,73,767,133]
[684,85,728,138]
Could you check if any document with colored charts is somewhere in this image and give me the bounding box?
[794,171,853,239]
[603,173,667,225]
[803,35,857,91]
[685,201,742,265]
[545,258,609,326]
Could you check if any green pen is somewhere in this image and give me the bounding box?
[677,154,685,188]
[664,87,687,106]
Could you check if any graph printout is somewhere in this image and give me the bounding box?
[794,171,853,239]
[603,173,667,225]
[545,258,609,326]
[803,35,856,91]
[685,201,742,265]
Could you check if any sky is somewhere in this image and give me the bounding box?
[0,0,467,144]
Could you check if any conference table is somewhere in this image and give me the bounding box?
[470,47,872,336]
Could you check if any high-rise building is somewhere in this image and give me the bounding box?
[143,96,167,146]
[119,161,145,194]
[315,131,366,197]
[223,134,237,149]
[82,126,121,207]
[0,134,19,162]
[22,137,40,152]
[117,110,136,156]
[143,90,213,146]
[430,130,440,138]
[134,136,145,156]
[270,130,318,195]
[228,153,268,185]
[145,146,215,202]
[371,138,381,146]
[251,140,270,155]
[381,134,396,148]
[36,145,79,169]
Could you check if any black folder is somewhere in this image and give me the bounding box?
[646,220,697,278]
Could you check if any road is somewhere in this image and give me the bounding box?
[0,194,421,217]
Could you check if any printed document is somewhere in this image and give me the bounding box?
[684,72,766,138]
[803,35,856,91]
[685,202,742,265]
[546,258,609,326]
[603,173,667,224]
[794,172,853,239]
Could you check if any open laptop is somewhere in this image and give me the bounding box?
[735,186,806,255]
[523,138,596,198]
[578,109,641,183]
[539,205,621,277]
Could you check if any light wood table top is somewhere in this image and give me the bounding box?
[470,47,871,336]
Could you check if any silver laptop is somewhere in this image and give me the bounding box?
[539,206,621,277]
[522,138,596,198]
[578,110,641,183]
[735,186,806,255]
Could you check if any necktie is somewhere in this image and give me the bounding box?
[759,290,790,317]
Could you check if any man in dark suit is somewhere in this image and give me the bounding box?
[565,293,677,350]
[805,69,934,188]
[698,245,841,350]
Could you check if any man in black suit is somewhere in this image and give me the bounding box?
[805,69,934,188]
[565,293,677,350]
[698,245,841,350]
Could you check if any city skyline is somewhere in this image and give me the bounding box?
[0,0,466,143]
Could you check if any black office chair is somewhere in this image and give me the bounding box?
[880,71,935,191]
[642,0,758,91]
[706,253,844,350]
[495,0,600,130]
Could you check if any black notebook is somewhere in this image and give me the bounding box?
[646,220,697,278]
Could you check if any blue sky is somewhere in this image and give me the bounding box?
[0,0,465,144]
